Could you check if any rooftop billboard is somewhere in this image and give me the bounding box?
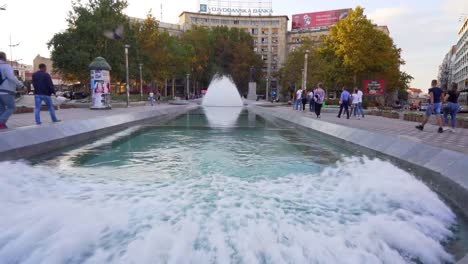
[292,9,350,30]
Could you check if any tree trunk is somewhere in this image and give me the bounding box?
[171,78,175,99]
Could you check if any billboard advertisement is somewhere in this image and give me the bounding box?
[199,0,273,15]
[363,80,385,96]
[292,9,350,30]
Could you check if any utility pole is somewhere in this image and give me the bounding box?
[8,35,19,66]
[303,50,309,90]
[186,73,190,100]
[139,63,143,102]
[124,44,130,107]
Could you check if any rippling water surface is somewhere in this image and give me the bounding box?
[0,109,466,264]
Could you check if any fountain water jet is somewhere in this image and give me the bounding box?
[202,75,243,127]
[202,75,243,107]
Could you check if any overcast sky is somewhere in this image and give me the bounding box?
[0,0,466,90]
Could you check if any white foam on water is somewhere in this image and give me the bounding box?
[0,157,457,264]
[202,75,243,107]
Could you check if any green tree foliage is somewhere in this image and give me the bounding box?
[49,1,262,95]
[278,39,327,97]
[48,0,137,85]
[319,6,412,100]
[181,26,262,94]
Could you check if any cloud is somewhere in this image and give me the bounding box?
[441,0,468,18]
[367,7,410,25]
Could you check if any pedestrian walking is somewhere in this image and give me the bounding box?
[313,82,325,118]
[157,90,161,104]
[356,87,365,118]
[416,80,444,133]
[295,87,303,111]
[308,89,315,112]
[32,63,60,125]
[351,88,360,119]
[337,87,350,119]
[443,82,460,132]
[301,89,307,111]
[0,51,25,129]
[149,91,155,106]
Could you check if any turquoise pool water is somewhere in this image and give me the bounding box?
[0,108,466,263]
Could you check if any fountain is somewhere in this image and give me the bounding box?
[202,75,243,107]
[202,75,243,127]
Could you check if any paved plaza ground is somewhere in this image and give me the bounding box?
[267,105,468,154]
[3,103,176,130]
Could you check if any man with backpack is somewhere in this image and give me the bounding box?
[0,51,25,129]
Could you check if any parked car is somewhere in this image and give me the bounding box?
[419,103,429,112]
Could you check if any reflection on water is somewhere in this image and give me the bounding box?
[203,106,242,128]
[0,109,466,263]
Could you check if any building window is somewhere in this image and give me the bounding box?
[272,28,279,35]
[261,37,268,44]
[251,28,258,35]
[234,20,239,25]
[261,28,269,35]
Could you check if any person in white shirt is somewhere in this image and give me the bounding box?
[355,88,364,118]
[295,87,303,111]
[351,88,360,119]
[149,92,155,106]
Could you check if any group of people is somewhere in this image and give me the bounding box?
[416,79,460,133]
[292,82,326,118]
[0,51,60,129]
[292,83,365,120]
[148,91,161,106]
[337,87,365,119]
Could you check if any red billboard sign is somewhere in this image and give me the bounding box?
[292,9,350,30]
[363,80,385,96]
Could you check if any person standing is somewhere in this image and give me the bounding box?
[308,89,315,112]
[313,83,325,118]
[32,63,60,125]
[295,87,303,111]
[351,88,360,119]
[149,91,155,106]
[337,87,350,119]
[416,80,444,133]
[356,87,365,118]
[443,82,460,132]
[301,89,307,111]
[0,52,25,129]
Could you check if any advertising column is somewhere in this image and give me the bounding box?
[89,57,112,109]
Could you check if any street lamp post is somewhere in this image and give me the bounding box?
[266,77,269,102]
[139,63,143,102]
[124,44,130,107]
[186,73,190,100]
[301,68,304,90]
[303,50,309,90]
[8,35,19,66]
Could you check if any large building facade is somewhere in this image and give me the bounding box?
[453,18,468,91]
[178,12,288,79]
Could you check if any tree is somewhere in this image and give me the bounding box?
[279,39,327,97]
[179,26,262,94]
[319,6,412,105]
[48,0,136,87]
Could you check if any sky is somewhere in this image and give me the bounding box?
[0,0,466,90]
